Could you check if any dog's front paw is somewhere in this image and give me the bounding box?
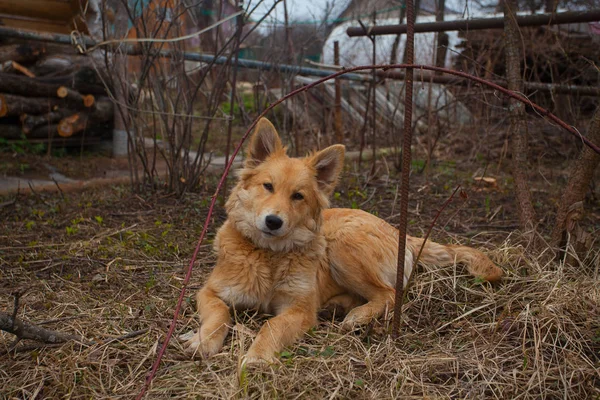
[340,309,372,331]
[242,349,277,366]
[184,330,223,358]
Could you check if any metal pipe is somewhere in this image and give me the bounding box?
[379,70,600,96]
[0,26,96,46]
[347,9,600,36]
[309,61,600,96]
[0,25,598,97]
[334,41,342,143]
[392,0,416,339]
[0,25,373,81]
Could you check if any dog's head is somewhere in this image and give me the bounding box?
[226,118,345,252]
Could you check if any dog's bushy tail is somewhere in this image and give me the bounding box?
[408,238,503,282]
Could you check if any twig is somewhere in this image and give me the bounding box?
[99,328,149,346]
[11,291,21,324]
[413,185,463,268]
[27,181,50,206]
[51,177,65,200]
[403,186,464,303]
[1,342,64,356]
[39,315,86,326]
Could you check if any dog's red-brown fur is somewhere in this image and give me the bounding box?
[186,118,503,364]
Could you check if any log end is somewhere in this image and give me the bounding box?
[58,114,81,137]
[56,86,68,98]
[57,121,73,137]
[83,94,95,108]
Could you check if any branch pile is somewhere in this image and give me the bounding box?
[455,25,600,117]
[0,42,114,144]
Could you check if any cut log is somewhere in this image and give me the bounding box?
[36,67,108,95]
[83,95,95,108]
[21,108,76,134]
[0,43,46,63]
[0,93,61,117]
[57,98,113,137]
[0,71,61,98]
[32,54,96,77]
[58,114,86,137]
[0,73,94,109]
[56,86,94,108]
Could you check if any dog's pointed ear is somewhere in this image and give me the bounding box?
[245,118,283,168]
[309,144,345,195]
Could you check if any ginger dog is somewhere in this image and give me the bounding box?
[186,118,503,364]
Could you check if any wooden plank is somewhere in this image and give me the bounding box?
[69,0,86,14]
[0,1,72,22]
[0,14,71,34]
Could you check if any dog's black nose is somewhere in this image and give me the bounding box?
[265,215,283,231]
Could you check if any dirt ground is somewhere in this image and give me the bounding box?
[1,134,599,398]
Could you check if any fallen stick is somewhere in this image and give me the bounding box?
[0,310,86,345]
[21,108,75,133]
[0,324,149,355]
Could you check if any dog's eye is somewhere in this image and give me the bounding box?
[291,192,304,201]
[263,183,274,192]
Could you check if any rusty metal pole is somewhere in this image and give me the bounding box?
[346,9,600,36]
[334,41,343,144]
[223,6,244,198]
[370,12,378,174]
[392,0,416,338]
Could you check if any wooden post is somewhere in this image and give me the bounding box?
[503,0,537,233]
[111,0,130,158]
[435,0,448,74]
[370,12,377,174]
[334,41,343,144]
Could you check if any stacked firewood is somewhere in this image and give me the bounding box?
[0,41,114,144]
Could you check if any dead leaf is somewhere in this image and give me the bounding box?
[474,176,497,186]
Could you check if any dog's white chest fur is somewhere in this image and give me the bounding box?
[213,221,321,314]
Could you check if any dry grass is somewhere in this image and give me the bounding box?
[1,174,599,399]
